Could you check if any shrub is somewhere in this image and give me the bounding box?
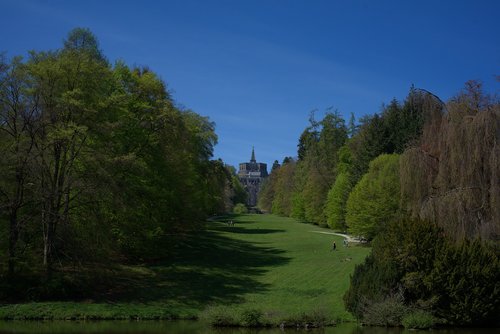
[360,294,408,327]
[430,239,500,325]
[402,310,435,329]
[239,308,264,327]
[344,218,500,326]
[233,203,248,214]
[343,253,400,319]
[199,305,236,327]
[279,306,331,328]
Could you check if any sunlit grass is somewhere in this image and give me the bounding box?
[209,214,370,321]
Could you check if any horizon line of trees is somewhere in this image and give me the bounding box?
[259,86,435,236]
[259,82,499,241]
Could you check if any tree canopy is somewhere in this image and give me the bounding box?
[345,154,400,239]
[0,28,242,299]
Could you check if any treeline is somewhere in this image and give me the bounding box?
[259,88,431,235]
[259,82,499,326]
[0,28,244,299]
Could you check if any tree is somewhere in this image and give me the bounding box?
[300,111,348,224]
[347,112,358,138]
[63,27,106,63]
[348,88,433,184]
[0,55,37,278]
[1,29,229,299]
[346,154,400,239]
[271,159,296,216]
[348,114,388,182]
[325,145,353,230]
[27,43,113,274]
[258,169,277,212]
[325,172,352,231]
[400,82,500,240]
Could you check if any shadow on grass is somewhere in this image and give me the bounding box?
[214,226,286,235]
[104,227,290,310]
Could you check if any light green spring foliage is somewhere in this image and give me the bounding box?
[259,89,432,228]
[233,203,248,214]
[290,192,306,221]
[346,154,400,239]
[290,162,308,221]
[270,160,296,216]
[325,171,352,231]
[325,145,353,231]
[292,111,348,224]
[0,28,238,297]
[259,159,297,217]
[257,172,277,212]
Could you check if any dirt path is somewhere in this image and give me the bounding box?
[309,231,362,243]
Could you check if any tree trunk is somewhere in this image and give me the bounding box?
[43,219,54,279]
[8,211,19,279]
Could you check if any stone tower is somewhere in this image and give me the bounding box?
[238,147,268,207]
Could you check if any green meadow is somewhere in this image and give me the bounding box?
[0,214,369,321]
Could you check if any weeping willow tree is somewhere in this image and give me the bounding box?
[400,81,500,240]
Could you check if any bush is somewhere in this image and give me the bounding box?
[402,310,435,329]
[360,294,408,327]
[199,305,236,327]
[278,306,332,328]
[233,203,248,214]
[344,218,500,326]
[343,253,400,319]
[239,308,264,327]
[430,239,500,325]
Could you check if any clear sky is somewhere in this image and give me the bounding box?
[1,0,499,169]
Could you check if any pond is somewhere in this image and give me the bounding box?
[0,321,496,334]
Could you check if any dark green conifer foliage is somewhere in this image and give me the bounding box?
[344,219,500,326]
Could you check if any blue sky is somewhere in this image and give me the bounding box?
[1,0,499,169]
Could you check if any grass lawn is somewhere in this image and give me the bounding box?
[205,214,370,321]
[0,214,370,321]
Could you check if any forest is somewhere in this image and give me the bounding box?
[259,81,500,326]
[0,28,246,299]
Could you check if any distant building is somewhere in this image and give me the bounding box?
[238,147,268,207]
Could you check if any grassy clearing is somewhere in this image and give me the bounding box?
[203,214,370,323]
[0,214,369,321]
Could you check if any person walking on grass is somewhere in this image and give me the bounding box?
[332,241,336,251]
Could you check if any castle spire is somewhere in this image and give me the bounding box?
[250,146,256,163]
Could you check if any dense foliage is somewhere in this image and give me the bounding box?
[324,146,353,230]
[345,154,400,239]
[344,218,500,326]
[259,88,430,232]
[401,81,500,240]
[0,28,243,299]
[343,83,500,327]
[259,81,499,327]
